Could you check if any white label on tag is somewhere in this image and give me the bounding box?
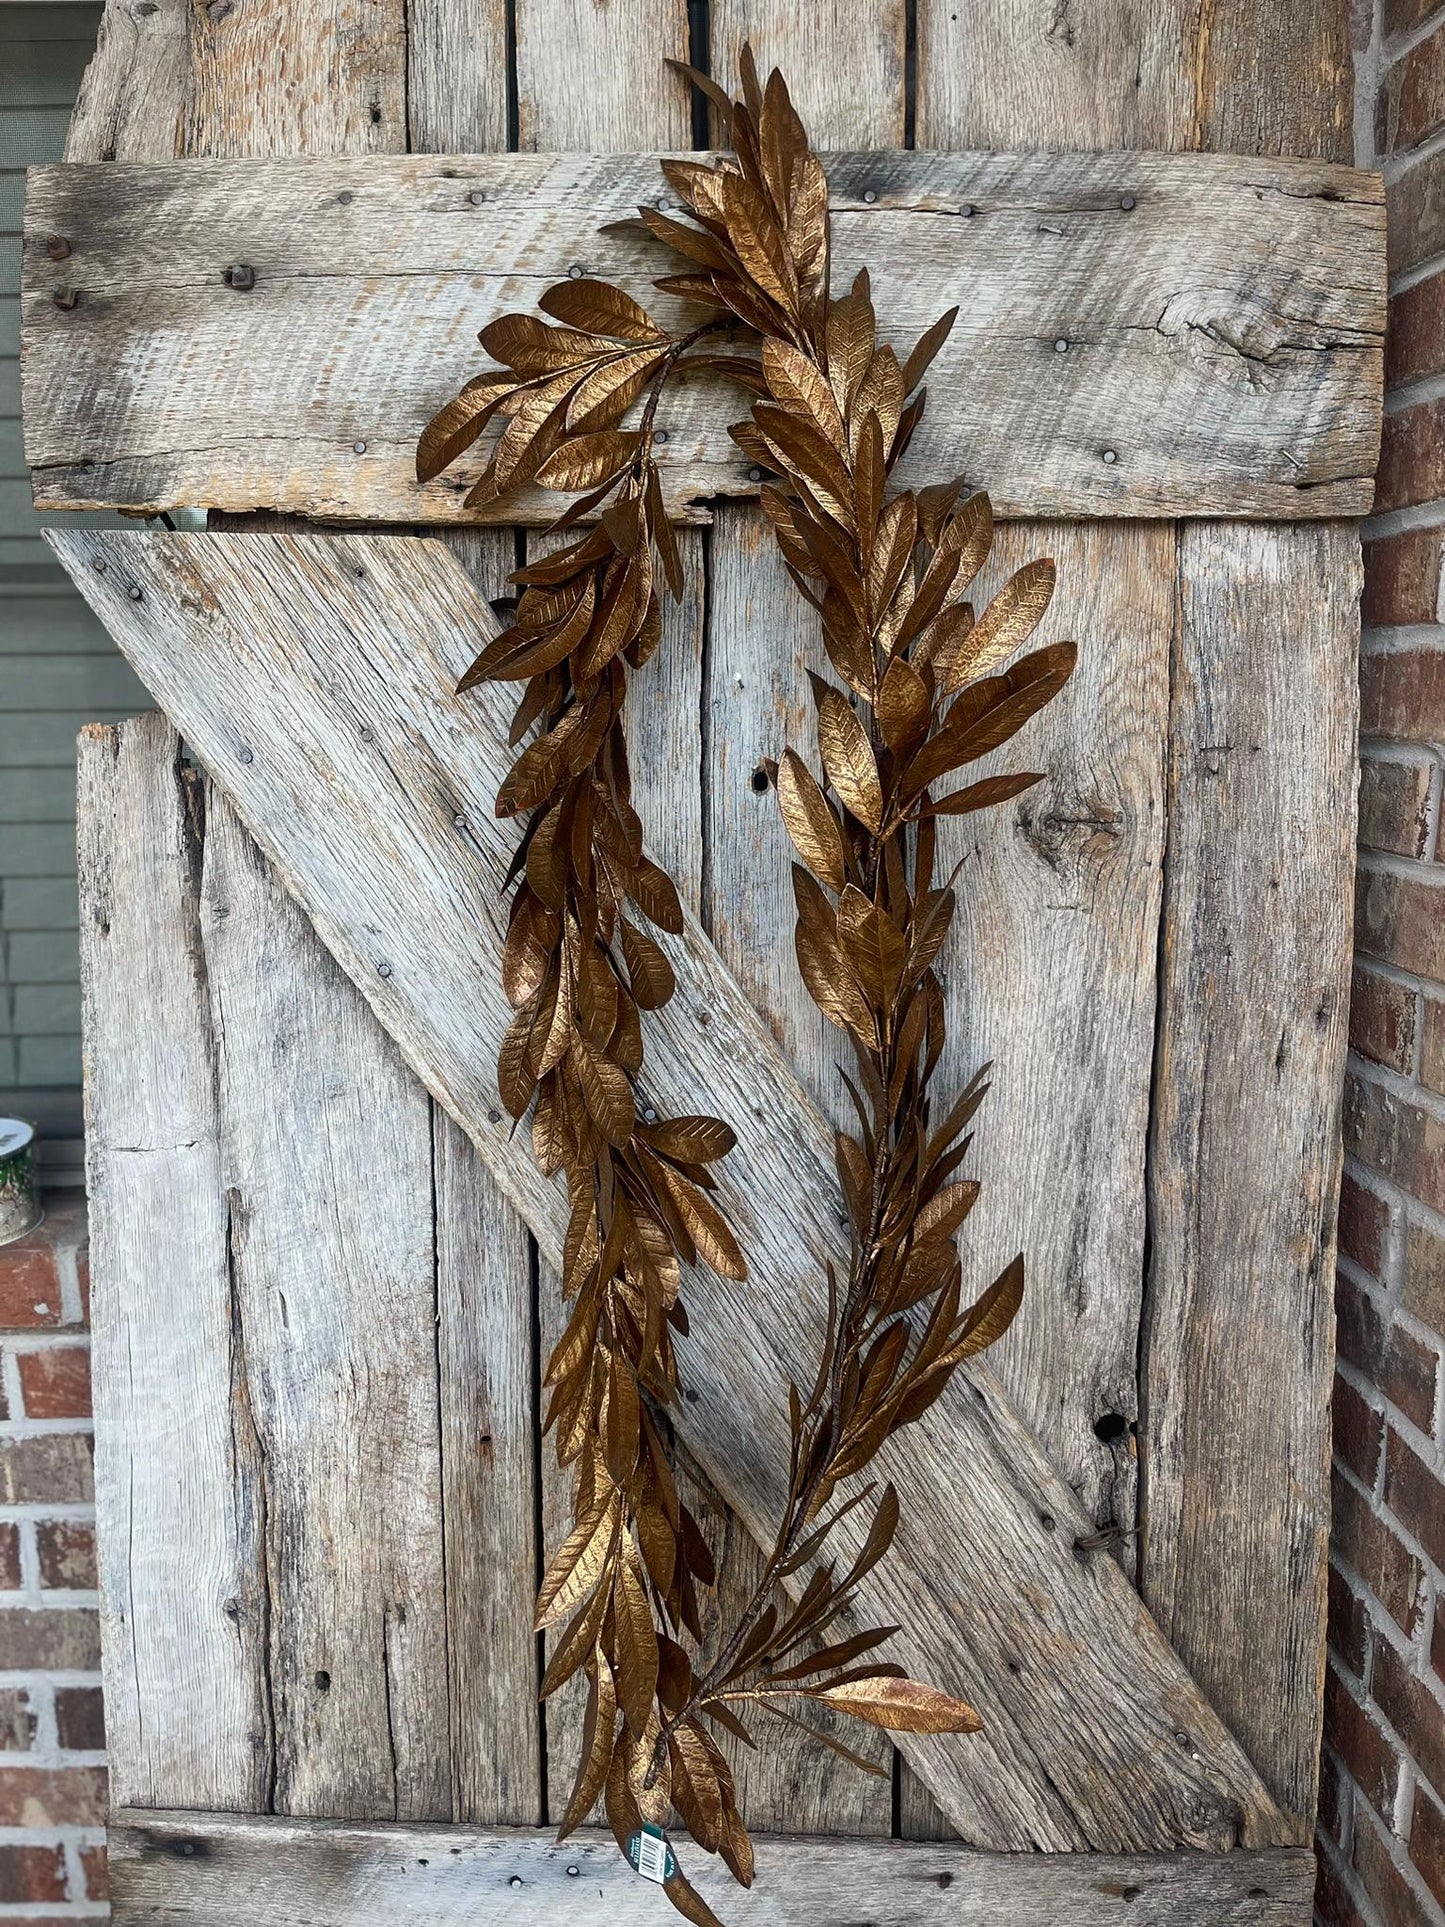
[635,1831,669,1884]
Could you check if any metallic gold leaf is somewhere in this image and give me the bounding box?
[558,1651,618,1837]
[817,689,883,833]
[620,916,676,1009]
[536,430,642,493]
[540,278,666,343]
[614,1553,660,1733]
[535,1496,618,1630]
[814,1674,983,1734]
[943,558,1057,694]
[776,748,846,891]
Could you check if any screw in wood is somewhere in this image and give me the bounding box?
[45,235,71,261]
[52,288,79,311]
[224,262,256,291]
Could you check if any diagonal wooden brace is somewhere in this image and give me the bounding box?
[54,526,1290,1854]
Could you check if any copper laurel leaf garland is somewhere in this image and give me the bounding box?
[418,50,1075,1924]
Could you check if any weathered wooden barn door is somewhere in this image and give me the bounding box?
[16,0,1379,1919]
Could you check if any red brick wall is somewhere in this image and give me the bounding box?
[1318,7,1445,1922]
[0,1197,108,1922]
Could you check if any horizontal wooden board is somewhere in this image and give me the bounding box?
[53,526,1291,1855]
[108,1810,1315,1926]
[21,147,1383,523]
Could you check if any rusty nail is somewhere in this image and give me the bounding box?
[46,235,71,262]
[224,262,255,291]
[52,287,79,311]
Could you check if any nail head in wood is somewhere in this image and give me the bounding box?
[45,235,71,261]
[53,287,79,311]
[224,263,255,291]
[1102,448,1118,464]
[1121,194,1137,211]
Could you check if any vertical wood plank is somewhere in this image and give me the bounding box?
[1192,0,1352,163]
[434,1111,542,1826]
[199,789,452,1823]
[514,0,690,151]
[405,0,508,153]
[78,714,270,1812]
[65,0,409,162]
[707,2,906,149]
[914,0,1195,153]
[1142,521,1358,1828]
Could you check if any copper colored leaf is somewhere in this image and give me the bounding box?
[540,277,666,342]
[663,1867,727,1927]
[668,1720,725,1852]
[621,916,676,1009]
[536,1497,617,1629]
[814,1674,983,1734]
[570,1032,635,1146]
[776,748,846,892]
[944,558,1057,694]
[614,1554,660,1733]
[816,689,883,833]
[928,771,1043,817]
[537,430,642,493]
[641,1115,737,1164]
[416,373,512,483]
[952,1252,1025,1360]
[900,305,959,396]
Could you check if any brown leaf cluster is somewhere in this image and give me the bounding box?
[417,46,1074,1925]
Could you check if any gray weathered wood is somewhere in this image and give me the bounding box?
[20,148,1384,525]
[54,526,1290,1853]
[64,0,408,164]
[198,789,453,1821]
[406,0,507,154]
[107,1809,1317,1926]
[1143,521,1358,1826]
[515,0,689,151]
[77,714,270,1812]
[433,1110,542,1826]
[914,1,1197,153]
[932,521,1172,1545]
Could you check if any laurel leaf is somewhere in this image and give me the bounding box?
[540,278,666,342]
[814,1674,983,1734]
[777,748,846,891]
[817,689,883,833]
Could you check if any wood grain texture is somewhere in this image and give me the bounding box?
[932,522,1171,1545]
[198,789,452,1822]
[1143,522,1358,1826]
[914,0,1196,152]
[52,526,1291,1853]
[709,1,906,147]
[20,149,1385,524]
[107,1810,1317,1926]
[64,0,407,164]
[514,0,690,150]
[77,714,269,1812]
[433,1110,542,1827]
[1191,0,1352,163]
[406,0,507,154]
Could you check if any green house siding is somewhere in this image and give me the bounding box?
[2,5,149,1178]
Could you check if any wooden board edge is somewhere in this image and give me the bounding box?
[107,1809,1316,1925]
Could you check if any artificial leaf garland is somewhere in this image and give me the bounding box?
[419,50,1075,1923]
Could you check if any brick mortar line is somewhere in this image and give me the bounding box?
[1349,1046,1445,1126]
[1335,1268,1445,1437]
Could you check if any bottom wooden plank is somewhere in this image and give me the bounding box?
[108,1811,1313,1925]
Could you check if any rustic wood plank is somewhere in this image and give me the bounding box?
[433,1110,542,1827]
[931,521,1172,1542]
[914,1,1196,152]
[64,0,408,164]
[406,0,507,154]
[515,0,689,150]
[20,148,1384,525]
[53,525,1291,1853]
[197,788,452,1821]
[708,1,906,148]
[77,714,270,1812]
[1191,0,1352,163]
[107,1810,1317,1926]
[1143,522,1358,1827]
